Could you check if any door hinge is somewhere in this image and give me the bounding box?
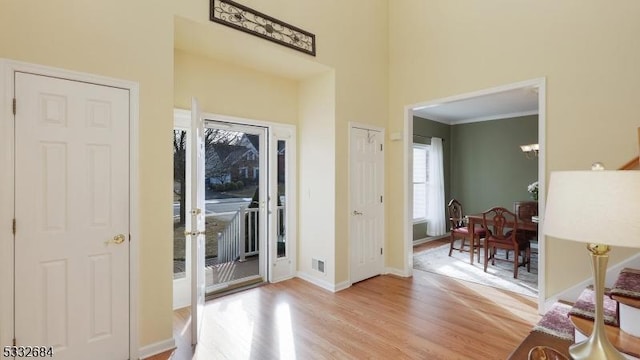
[12,98,16,115]
[380,248,383,255]
[380,195,383,203]
[380,144,383,151]
[12,338,16,346]
[12,218,16,235]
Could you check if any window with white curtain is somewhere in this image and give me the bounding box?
[413,144,430,222]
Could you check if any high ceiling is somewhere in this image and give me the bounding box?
[175,16,539,123]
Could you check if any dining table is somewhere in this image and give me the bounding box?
[464,213,538,264]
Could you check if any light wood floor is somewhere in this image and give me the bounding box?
[148,262,540,359]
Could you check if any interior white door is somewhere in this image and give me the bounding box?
[14,72,130,359]
[349,127,384,283]
[189,98,206,345]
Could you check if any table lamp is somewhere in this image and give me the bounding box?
[544,164,640,360]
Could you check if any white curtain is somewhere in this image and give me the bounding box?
[427,137,446,236]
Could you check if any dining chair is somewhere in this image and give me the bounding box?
[514,201,538,232]
[447,199,486,263]
[482,207,531,278]
[513,201,539,257]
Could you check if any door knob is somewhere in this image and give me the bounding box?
[105,234,126,245]
[352,210,363,216]
[184,230,207,236]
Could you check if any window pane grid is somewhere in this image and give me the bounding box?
[412,144,430,221]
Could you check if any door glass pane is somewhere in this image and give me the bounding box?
[173,130,187,279]
[277,140,287,258]
[204,127,263,292]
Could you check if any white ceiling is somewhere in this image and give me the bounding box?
[413,86,539,125]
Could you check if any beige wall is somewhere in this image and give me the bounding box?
[388,0,640,298]
[0,0,176,347]
[10,0,635,349]
[174,50,299,124]
[298,71,337,283]
[1,0,389,349]
[173,0,389,286]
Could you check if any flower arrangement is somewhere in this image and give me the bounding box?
[527,181,539,201]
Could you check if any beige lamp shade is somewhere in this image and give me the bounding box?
[544,171,640,247]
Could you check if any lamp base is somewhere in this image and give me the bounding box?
[569,245,626,360]
[569,333,626,360]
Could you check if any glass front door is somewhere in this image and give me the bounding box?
[173,110,296,306]
[203,121,267,293]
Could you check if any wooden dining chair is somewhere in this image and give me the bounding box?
[514,201,538,237]
[482,207,531,278]
[511,201,539,257]
[448,199,486,263]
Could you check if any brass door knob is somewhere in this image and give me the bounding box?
[105,234,126,245]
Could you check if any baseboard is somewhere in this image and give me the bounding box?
[334,280,351,292]
[385,267,411,277]
[270,274,295,283]
[138,337,176,360]
[413,237,431,246]
[413,233,450,246]
[296,271,351,293]
[544,252,640,311]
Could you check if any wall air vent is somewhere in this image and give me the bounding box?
[312,258,325,273]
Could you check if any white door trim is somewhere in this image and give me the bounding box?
[200,111,298,286]
[403,77,547,313]
[0,59,140,359]
[348,121,386,285]
[171,109,298,298]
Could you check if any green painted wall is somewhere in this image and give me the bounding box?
[412,114,538,241]
[412,117,452,241]
[451,115,538,215]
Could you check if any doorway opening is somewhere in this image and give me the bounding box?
[202,121,268,295]
[404,78,547,310]
[173,110,296,306]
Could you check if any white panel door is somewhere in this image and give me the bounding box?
[189,98,205,345]
[350,127,384,283]
[14,72,129,359]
